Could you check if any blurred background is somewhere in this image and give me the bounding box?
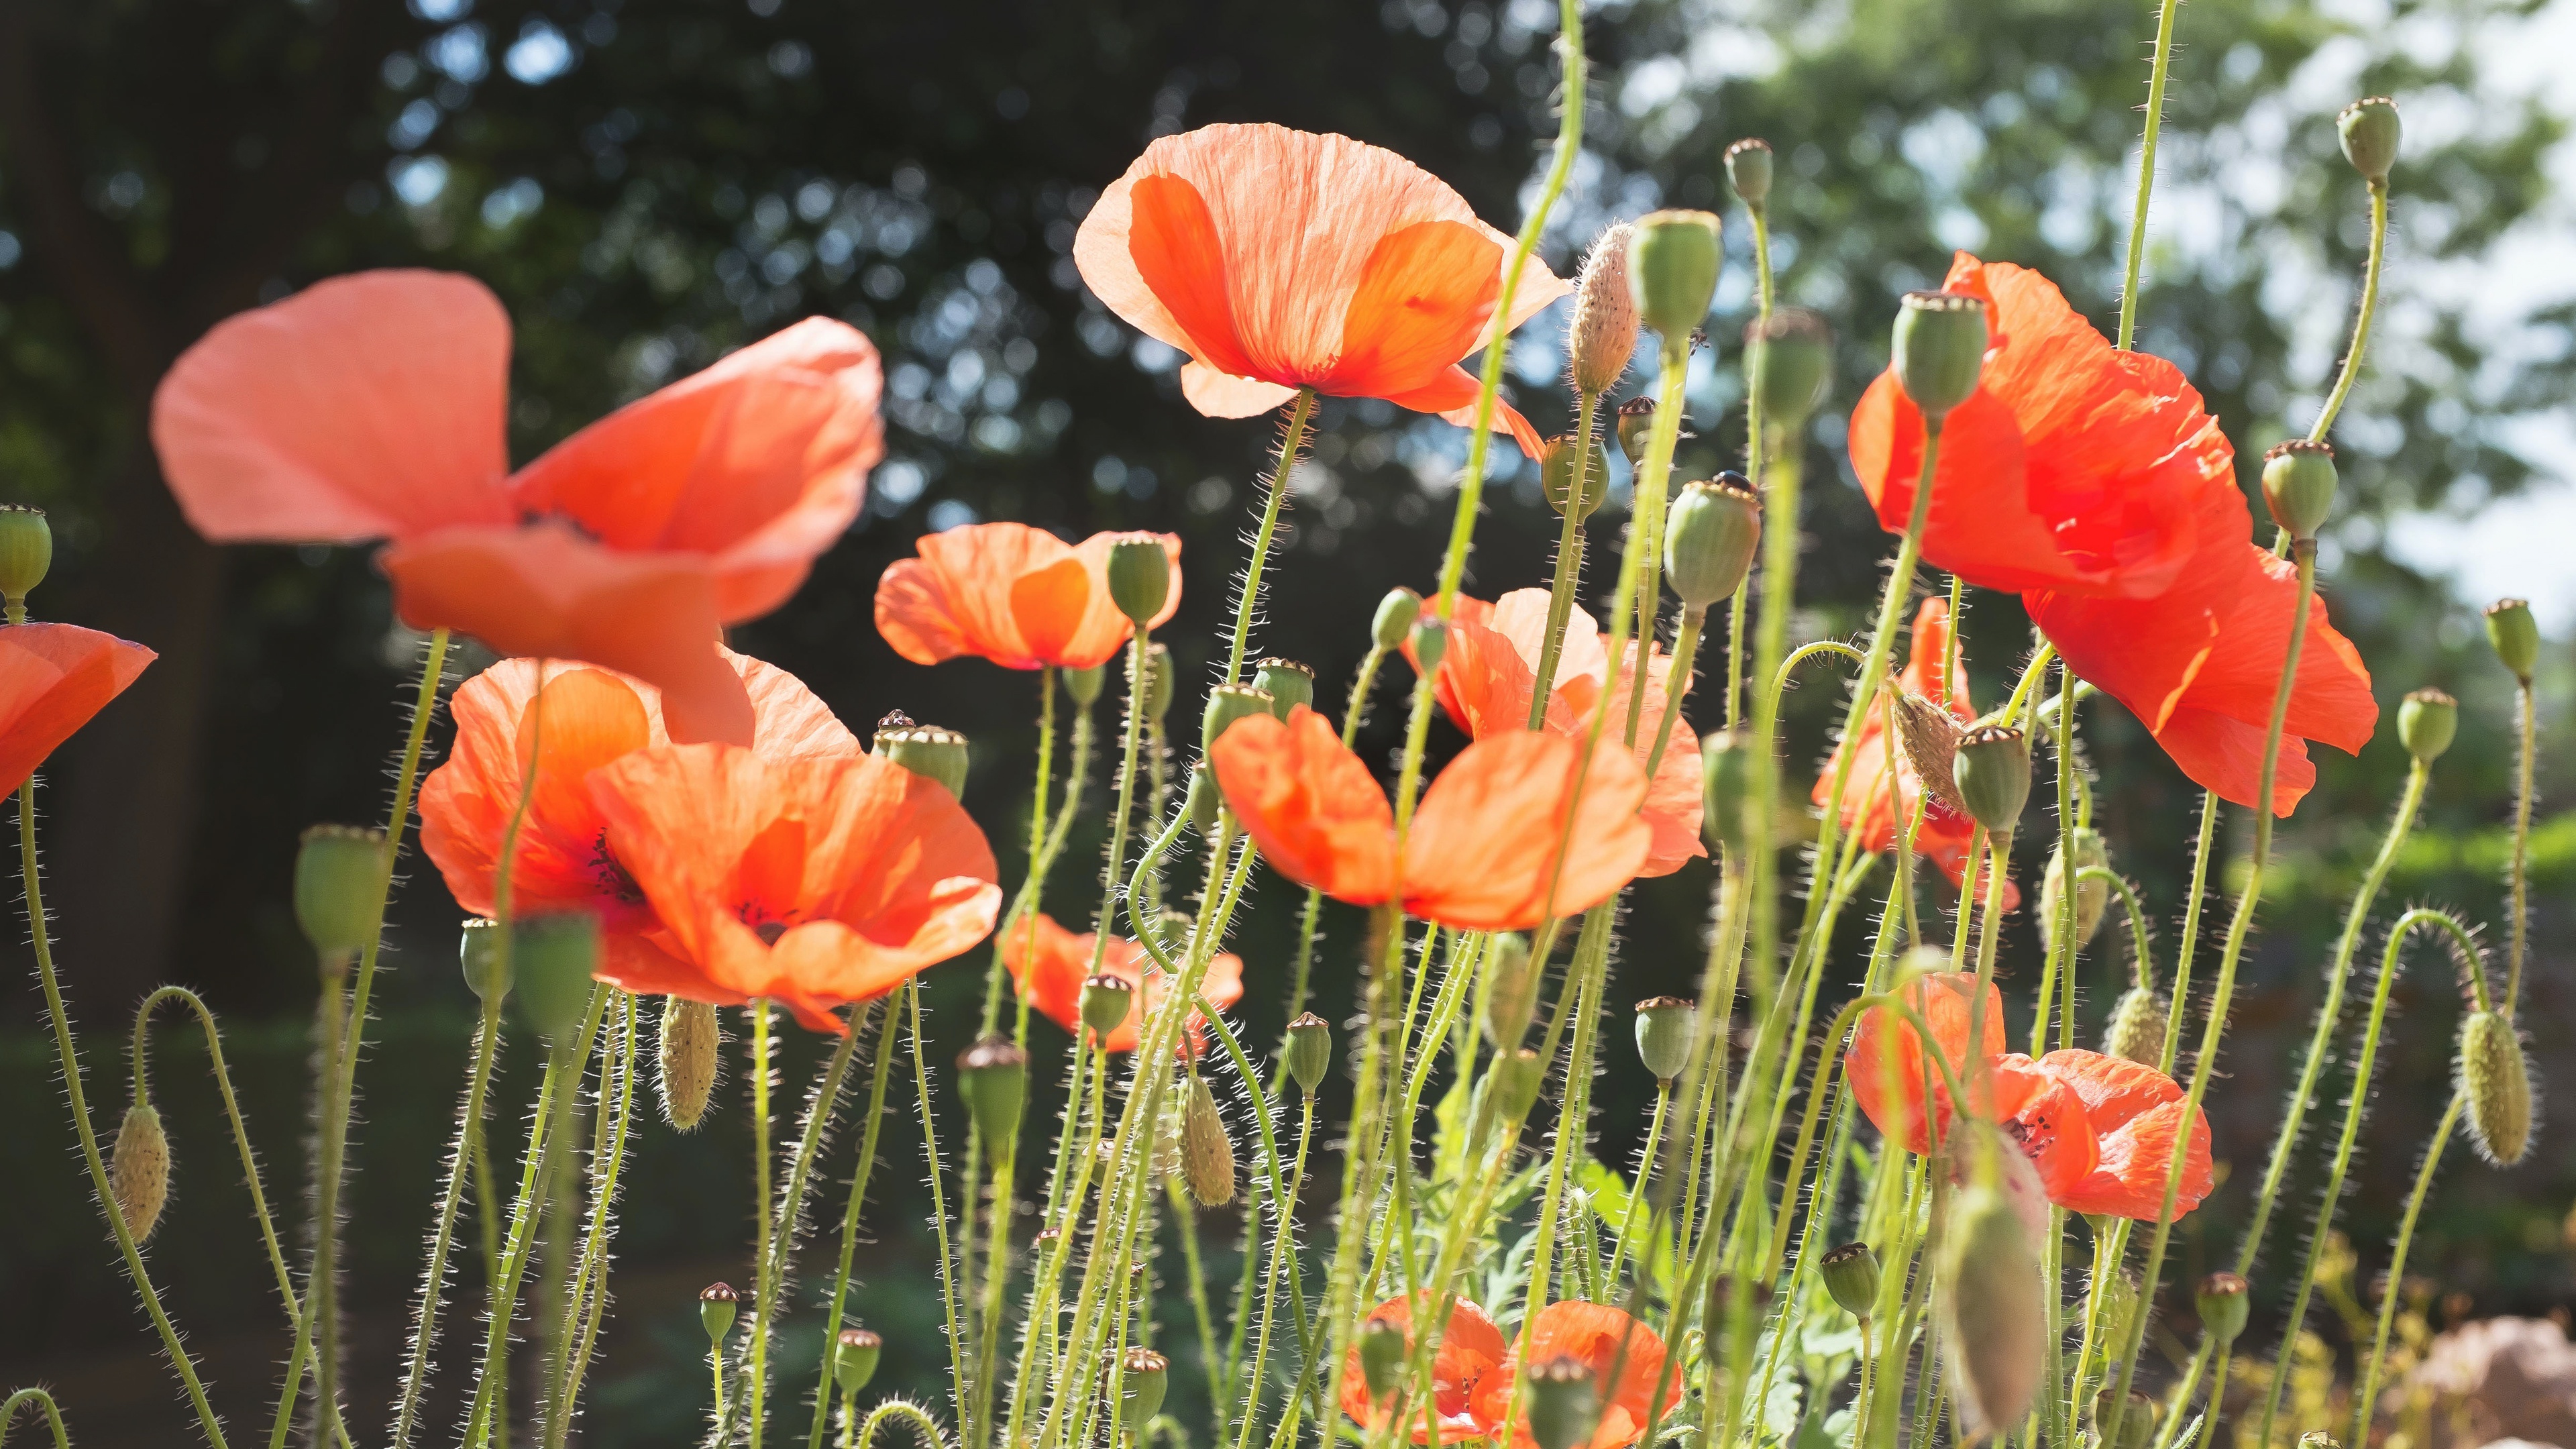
[1,0,2571,1443]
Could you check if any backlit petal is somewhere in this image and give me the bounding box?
[872,521,1077,669]
[1210,706,1399,908]
[0,624,156,798]
[1400,729,1651,930]
[1847,971,2007,1155]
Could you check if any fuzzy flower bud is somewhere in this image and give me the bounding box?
[1285,1012,1332,1096]
[2102,986,2170,1066]
[1633,996,1695,1084]
[0,505,53,605]
[2196,1271,2251,1346]
[1252,658,1315,720]
[2484,598,2538,683]
[1938,1179,2047,1438]
[294,824,385,960]
[2458,1008,2533,1165]
[1890,693,1968,813]
[1568,223,1639,397]
[1723,138,1774,210]
[2261,439,2339,543]
[1524,1356,1602,1449]
[659,997,722,1130]
[957,1035,1029,1145]
[1080,972,1136,1038]
[2338,97,2401,184]
[1748,307,1832,429]
[833,1328,882,1392]
[1105,533,1172,625]
[875,722,970,798]
[699,1282,739,1342]
[2038,828,2110,957]
[2398,688,2458,764]
[1627,210,1724,346]
[1062,662,1106,706]
[1180,1074,1238,1207]
[1541,433,1611,522]
[1892,291,1989,421]
[1119,1346,1170,1426]
[111,1102,170,1242]
[1821,1242,1882,1320]
[1951,724,2032,835]
[1663,474,1762,609]
[1374,588,1423,650]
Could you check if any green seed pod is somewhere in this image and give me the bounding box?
[2094,1391,2159,1449]
[1626,209,1724,345]
[2196,1271,2251,1346]
[460,918,513,1003]
[1186,765,1221,834]
[1105,532,1172,625]
[1252,658,1315,720]
[1409,616,1450,681]
[1540,433,1611,522]
[515,913,601,1042]
[1568,222,1640,398]
[957,1035,1029,1145]
[1483,932,1537,1047]
[1938,1179,2047,1438]
[1614,396,1658,467]
[2338,96,2401,184]
[1284,1012,1332,1096]
[1062,662,1106,706]
[1633,996,1695,1084]
[1080,972,1136,1038]
[1891,291,1990,421]
[1142,643,1177,723]
[1524,1354,1602,1449]
[658,996,722,1130]
[1701,730,1756,853]
[294,824,385,959]
[1495,1046,1546,1122]
[1118,1346,1170,1426]
[1747,307,1831,429]
[2484,598,2539,683]
[2458,1009,2533,1165]
[1663,474,1762,608]
[698,1281,739,1343]
[110,1102,170,1242]
[1821,1242,1881,1321]
[832,1327,882,1392]
[2261,439,2339,543]
[1723,138,1774,211]
[1951,724,2032,835]
[2398,688,2458,764]
[0,504,54,604]
[2102,986,2170,1066]
[1373,588,1423,650]
[2037,828,2110,958]
[1180,1074,1238,1207]
[1202,684,1275,752]
[1357,1316,1408,1399]
[874,723,970,798]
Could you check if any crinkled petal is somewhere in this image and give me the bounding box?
[1210,706,1399,907]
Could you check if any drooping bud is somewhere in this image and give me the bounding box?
[875,723,970,798]
[1747,307,1831,429]
[1202,684,1275,751]
[2484,598,2539,683]
[2261,439,2339,543]
[1062,662,1106,706]
[1483,932,1537,1047]
[0,505,54,605]
[699,1282,739,1343]
[2458,1009,2533,1165]
[1495,1047,1546,1121]
[1105,533,1172,625]
[1951,724,2032,835]
[832,1327,882,1392]
[1373,588,1423,650]
[2037,828,2110,957]
[659,996,722,1130]
[1524,1355,1602,1449]
[1409,616,1450,680]
[1186,765,1221,834]
[1937,1179,2047,1438]
[1540,433,1611,522]
[2102,987,2170,1066]
[2398,688,2458,764]
[1080,973,1136,1039]
[1358,1316,1409,1399]
[1180,1073,1238,1207]
[1663,474,1761,609]
[1627,210,1724,346]
[1821,1242,1882,1320]
[2196,1271,2251,1346]
[1892,292,1988,421]
[957,1035,1030,1144]
[1118,1346,1170,1426]
[515,913,601,1041]
[1700,731,1755,853]
[1568,223,1640,397]
[110,1102,170,1242]
[1614,397,1658,466]
[294,824,385,959]
[1890,692,1968,813]
[1142,643,1177,722]
[2337,97,2401,184]
[460,918,513,1003]
[1252,658,1315,720]
[1723,138,1774,211]
[1633,997,1695,1084]
[1284,1012,1332,1096]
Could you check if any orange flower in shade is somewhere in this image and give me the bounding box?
[1847,255,2375,816]
[1468,1302,1680,1449]
[874,523,1183,671]
[1072,123,1568,455]
[584,744,1001,1032]
[1813,596,2017,908]
[0,625,156,796]
[1418,590,1705,877]
[153,270,883,747]
[998,910,1246,1055]
[1339,1295,1509,1444]
[1847,973,2214,1222]
[1210,706,1652,932]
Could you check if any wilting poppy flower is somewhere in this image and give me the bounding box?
[1847,255,2374,815]
[1339,1294,1508,1444]
[1073,123,1568,455]
[586,743,1000,1032]
[1417,590,1704,877]
[154,269,883,747]
[0,625,156,796]
[998,910,1246,1055]
[1210,706,1651,931]
[1469,1301,1680,1449]
[875,523,1182,671]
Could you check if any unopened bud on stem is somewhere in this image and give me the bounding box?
[659,997,722,1130]
[2038,828,2110,957]
[2338,97,2402,184]
[2398,688,2457,763]
[2261,439,2338,543]
[1627,210,1724,347]
[1568,223,1639,397]
[1724,138,1774,211]
[1892,292,1988,421]
[111,1102,170,1242]
[2103,987,2169,1066]
[1180,1074,1238,1206]
[1373,588,1422,650]
[2459,1009,2533,1165]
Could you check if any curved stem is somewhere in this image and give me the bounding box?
[0,1389,70,1449]
[1226,390,1316,683]
[131,985,299,1325]
[2350,1091,2462,1449]
[2310,180,2389,443]
[857,1401,952,1449]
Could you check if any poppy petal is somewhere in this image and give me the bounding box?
[1847,971,2008,1155]
[1210,706,1399,907]
[873,521,1077,669]
[2057,1097,2214,1220]
[1320,219,1504,400]
[1400,729,1652,930]
[1381,367,1546,458]
[1472,1301,1677,1449]
[1122,172,1262,379]
[0,624,156,798]
[1342,1295,1508,1444]
[1180,365,1301,419]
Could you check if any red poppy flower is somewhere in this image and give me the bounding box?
[1468,1301,1680,1449]
[584,743,1001,1032]
[1339,1295,1509,1444]
[998,910,1246,1055]
[1073,123,1568,455]
[1813,596,2016,907]
[0,624,156,796]
[1210,706,1651,931]
[153,269,883,747]
[874,523,1183,671]
[1417,590,1705,877]
[1847,254,2375,815]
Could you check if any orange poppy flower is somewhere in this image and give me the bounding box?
[584,743,1001,1032]
[998,910,1246,1055]
[1339,1294,1509,1444]
[1468,1301,1680,1449]
[1417,590,1705,877]
[1210,706,1651,932]
[153,269,883,747]
[1847,255,2375,815]
[0,624,156,796]
[1072,123,1568,455]
[874,523,1183,671]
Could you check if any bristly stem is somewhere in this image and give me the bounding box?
[807,1000,898,1449]
[390,988,507,1449]
[2116,0,2182,349]
[1,1387,70,1449]
[2350,1090,2463,1449]
[909,981,973,1436]
[2506,679,2534,1015]
[747,1002,778,1449]
[1226,387,1316,684]
[2310,178,2390,444]
[131,987,299,1328]
[981,668,1056,1036]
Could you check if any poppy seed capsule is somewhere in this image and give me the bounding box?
[957,1035,1029,1145]
[2196,1271,2251,1345]
[1633,996,1695,1083]
[1951,724,2032,835]
[1409,616,1450,680]
[1723,138,1774,210]
[658,997,722,1130]
[1142,643,1176,722]
[1891,291,1989,421]
[1523,1354,1602,1449]
[2102,986,2170,1066]
[2095,1391,2159,1449]
[1252,658,1316,720]
[2338,96,2402,184]
[1541,433,1611,522]
[1185,765,1220,834]
[1180,1074,1237,1207]
[1614,396,1659,466]
[1079,973,1136,1037]
[1373,588,1422,650]
[1062,662,1106,706]
[1700,731,1756,853]
[1105,533,1171,625]
[875,724,970,798]
[1202,684,1275,751]
[698,1282,739,1343]
[0,504,53,603]
[1627,209,1725,345]
[2485,598,2539,682]
[832,1328,881,1392]
[110,1102,170,1242]
[1568,222,1640,397]
[1664,474,1762,609]
[2038,828,2110,957]
[1284,1012,1332,1095]
[515,913,601,1040]
[1821,1242,1882,1320]
[1483,932,1537,1046]
[459,918,513,1003]
[1938,1180,2047,1438]
[2261,439,2339,543]
[2398,688,2459,763]
[1495,1047,1546,1121]
[2458,1009,2533,1165]
[1118,1346,1169,1425]
[1747,307,1832,429]
[294,824,385,959]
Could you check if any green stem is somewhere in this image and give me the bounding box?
[2309,180,2389,443]
[1530,489,1591,728]
[2116,0,2183,348]
[0,1389,70,1449]
[747,1004,778,1449]
[2349,1091,2463,1449]
[131,987,300,1327]
[1644,605,1705,782]
[390,990,506,1449]
[807,1000,896,1449]
[982,669,1056,1034]
[1226,388,1316,683]
[1603,1085,1670,1291]
[2506,680,2533,1015]
[909,981,973,1434]
[553,997,643,1448]
[857,1401,952,1449]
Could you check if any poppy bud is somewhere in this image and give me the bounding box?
[1080,972,1135,1038]
[1495,1046,1546,1121]
[1724,138,1774,211]
[2196,1271,2251,1346]
[875,723,970,798]
[1951,724,2031,835]
[1284,1012,1332,1095]
[1747,307,1832,429]
[460,918,513,1003]
[2298,1435,2342,1449]
[294,824,385,959]
[1568,223,1640,398]
[832,1327,882,1392]
[1523,1355,1602,1449]
[659,997,722,1130]
[1358,1316,1408,1399]
[2338,97,2401,184]
[1374,588,1422,650]
[1118,1346,1169,1425]
[1701,731,1756,853]
[1890,692,1968,813]
[515,913,600,1042]
[1633,996,1695,1084]
[1142,643,1177,723]
[110,1101,170,1242]
[1106,533,1171,625]
[1063,663,1107,706]
[2398,688,2457,764]
[1627,209,1725,345]
[1892,291,1989,422]
[1821,1242,1881,1320]
[0,504,53,605]
[1409,616,1450,680]
[1483,932,1537,1047]
[2102,986,2170,1066]
[1614,396,1658,466]
[2485,599,2538,683]
[1186,765,1221,834]
[957,1035,1029,1144]
[2038,828,2110,957]
[2261,439,2338,543]
[698,1282,739,1343]
[2458,1009,2532,1165]
[2093,1391,2159,1449]
[1663,474,1761,609]
[1541,433,1611,523]
[1180,1074,1237,1207]
[1203,684,1274,751]
[1252,658,1315,720]
[1938,1179,2047,1438]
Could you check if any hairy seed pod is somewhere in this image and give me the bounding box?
[1746,307,1832,429]
[2038,828,2111,957]
[1633,997,1695,1084]
[1540,433,1611,522]
[832,1328,882,1392]
[515,914,600,1041]
[1252,658,1316,720]
[1119,1346,1170,1425]
[2261,439,2339,543]
[1061,662,1106,706]
[1104,532,1172,625]
[1483,932,1537,1047]
[1939,1179,2047,1438]
[874,723,971,798]
[1185,765,1221,835]
[1627,210,1723,345]
[2338,96,2401,183]
[2398,688,2458,764]
[2459,1009,2534,1165]
[1142,642,1176,723]
[294,824,386,959]
[2102,986,2170,1066]
[1080,972,1136,1038]
[1357,1314,1408,1399]
[1284,1012,1332,1096]
[1495,1048,1546,1122]
[111,1102,170,1242]
[659,997,722,1130]
[1202,684,1273,752]
[1568,222,1639,397]
[0,505,53,603]
[1889,692,1968,813]
[1723,138,1774,210]
[2485,598,2539,683]
[1952,724,2032,835]
[1180,1074,1238,1206]
[1524,1355,1602,1449]
[1892,291,1989,421]
[1662,475,1762,609]
[957,1035,1030,1144]
[2094,1390,2159,1449]
[459,917,512,1003]
[1614,396,1658,467]
[1700,730,1756,853]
